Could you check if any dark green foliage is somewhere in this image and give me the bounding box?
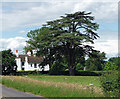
[11,70,49,76]
[104,61,118,71]
[11,70,106,76]
[25,11,100,76]
[100,71,119,97]
[49,61,67,75]
[14,70,105,76]
[76,63,84,71]
[75,57,85,71]
[85,51,106,71]
[75,70,101,76]
[100,58,119,97]
[1,49,17,75]
[109,57,120,67]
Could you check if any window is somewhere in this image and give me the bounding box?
[22,62,24,66]
[22,68,24,70]
[34,63,37,68]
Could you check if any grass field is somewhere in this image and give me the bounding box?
[1,75,104,98]
[28,75,101,87]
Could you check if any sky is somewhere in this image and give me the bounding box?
[0,0,119,59]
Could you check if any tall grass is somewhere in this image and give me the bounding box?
[28,75,100,87]
[1,76,104,98]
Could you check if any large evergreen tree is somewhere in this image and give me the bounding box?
[25,11,99,75]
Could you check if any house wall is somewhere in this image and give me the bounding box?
[15,58,22,71]
[15,57,49,71]
[24,63,49,71]
[24,63,40,71]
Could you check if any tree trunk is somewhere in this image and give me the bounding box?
[68,48,75,76]
[69,66,75,76]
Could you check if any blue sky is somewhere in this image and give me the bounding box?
[0,0,119,58]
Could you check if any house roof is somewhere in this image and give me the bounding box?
[28,56,43,63]
[16,55,43,63]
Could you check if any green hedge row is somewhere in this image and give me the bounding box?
[50,70,108,76]
[10,70,49,76]
[10,70,110,76]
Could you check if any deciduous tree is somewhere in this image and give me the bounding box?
[1,49,17,75]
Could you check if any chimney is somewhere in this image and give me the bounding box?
[16,50,19,57]
[27,50,31,56]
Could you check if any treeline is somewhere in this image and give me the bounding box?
[49,53,119,75]
[0,49,119,75]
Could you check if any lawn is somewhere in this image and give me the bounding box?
[1,75,104,98]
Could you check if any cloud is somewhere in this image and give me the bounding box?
[18,30,26,34]
[0,36,118,58]
[2,0,119,2]
[73,2,118,23]
[0,37,27,54]
[2,1,118,31]
[92,40,118,58]
[2,2,73,31]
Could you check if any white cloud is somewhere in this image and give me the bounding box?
[72,2,118,23]
[2,1,118,31]
[0,37,27,54]
[19,30,26,34]
[92,40,118,58]
[0,36,118,58]
[2,2,73,31]
[2,0,119,2]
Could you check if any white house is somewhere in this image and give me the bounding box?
[15,50,49,71]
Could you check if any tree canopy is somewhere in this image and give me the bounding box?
[109,57,120,67]
[85,51,106,71]
[1,49,17,75]
[25,11,100,75]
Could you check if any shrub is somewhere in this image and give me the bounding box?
[104,61,118,70]
[100,71,119,97]
[11,70,49,76]
[75,70,99,76]
[100,61,119,97]
[49,62,67,75]
[12,70,105,76]
[76,63,84,71]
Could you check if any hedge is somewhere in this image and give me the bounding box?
[9,70,111,76]
[10,70,49,76]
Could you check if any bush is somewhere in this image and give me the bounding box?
[100,71,119,97]
[49,62,67,75]
[104,61,118,70]
[75,63,84,71]
[11,70,49,76]
[75,70,104,76]
[100,61,120,97]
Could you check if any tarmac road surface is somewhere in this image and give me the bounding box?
[0,84,48,99]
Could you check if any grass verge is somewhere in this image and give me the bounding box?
[1,76,104,98]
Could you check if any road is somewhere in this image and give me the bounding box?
[0,84,48,99]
